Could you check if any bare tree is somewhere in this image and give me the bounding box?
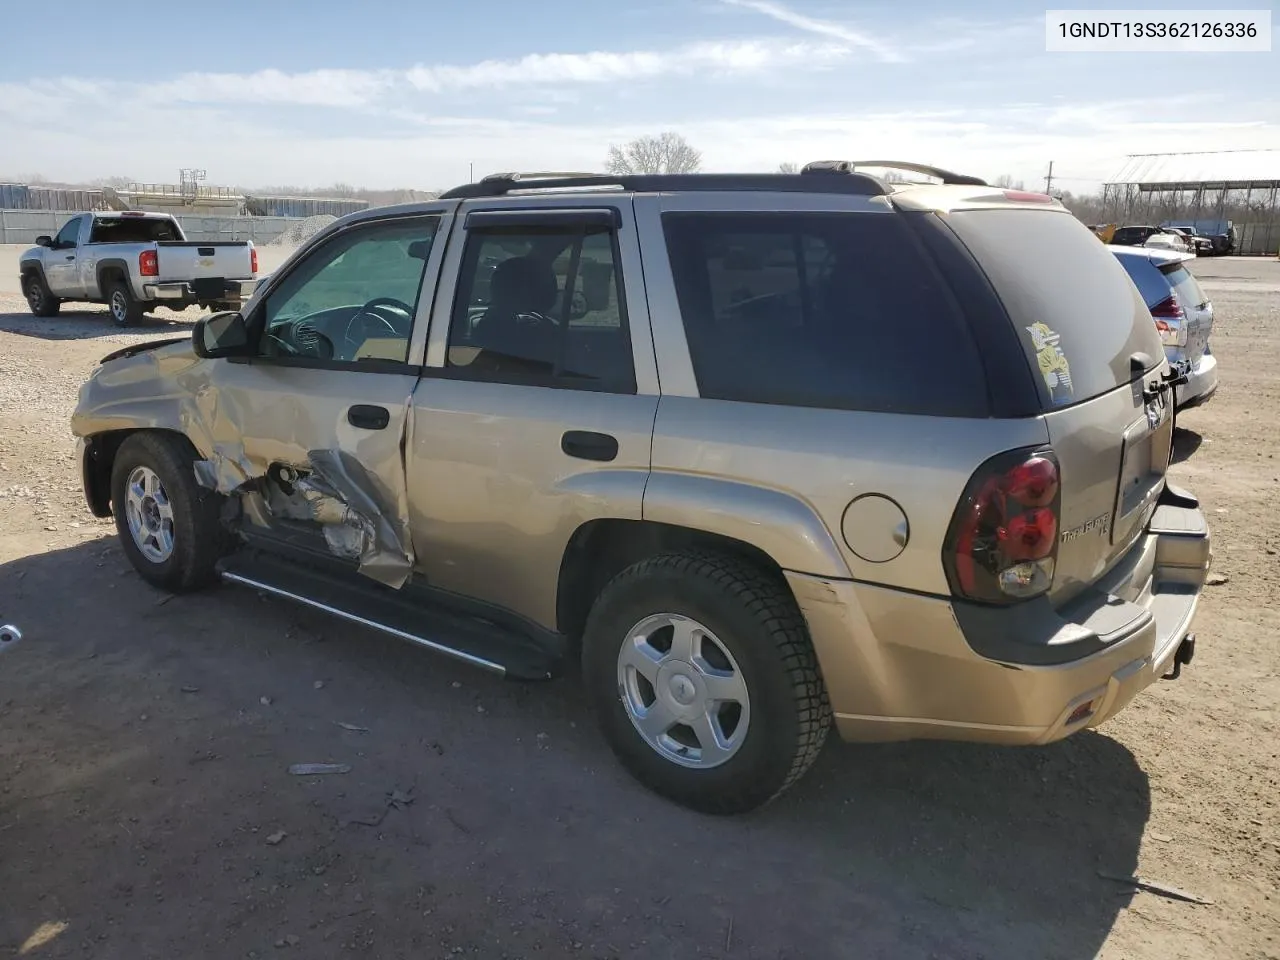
[606,132,702,175]
[778,162,799,174]
[993,174,1026,190]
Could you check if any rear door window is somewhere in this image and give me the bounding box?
[661,211,989,417]
[946,209,1164,408]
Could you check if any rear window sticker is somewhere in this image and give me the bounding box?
[1025,322,1074,405]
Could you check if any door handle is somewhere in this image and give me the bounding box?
[65,255,76,260]
[348,404,390,430]
[561,430,618,462]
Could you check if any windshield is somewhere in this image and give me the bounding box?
[946,208,1165,408]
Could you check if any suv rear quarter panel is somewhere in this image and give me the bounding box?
[647,399,1049,592]
[632,192,1051,593]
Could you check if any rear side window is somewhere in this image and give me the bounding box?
[1161,263,1207,308]
[946,209,1163,408]
[661,212,988,417]
[1115,254,1170,307]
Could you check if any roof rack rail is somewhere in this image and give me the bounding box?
[802,160,988,187]
[479,171,600,183]
[438,171,889,200]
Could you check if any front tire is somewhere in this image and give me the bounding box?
[110,433,230,592]
[582,551,831,814]
[107,279,144,327]
[23,273,60,317]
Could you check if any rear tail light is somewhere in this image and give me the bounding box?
[138,250,158,277]
[250,246,258,273]
[944,448,1061,603]
[1151,295,1188,346]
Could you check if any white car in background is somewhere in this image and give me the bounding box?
[1141,230,1194,256]
[1161,226,1213,256]
[1111,246,1217,411]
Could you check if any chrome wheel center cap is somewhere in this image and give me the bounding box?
[669,673,697,705]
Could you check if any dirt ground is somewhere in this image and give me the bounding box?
[1,256,1277,960]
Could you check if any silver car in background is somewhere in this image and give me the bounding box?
[1111,246,1218,411]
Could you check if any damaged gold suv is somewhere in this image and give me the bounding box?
[71,164,1211,814]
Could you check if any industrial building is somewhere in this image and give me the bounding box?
[1101,149,1280,256]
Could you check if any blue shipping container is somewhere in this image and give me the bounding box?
[26,187,104,211]
[0,183,32,209]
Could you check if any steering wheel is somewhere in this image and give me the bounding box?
[515,309,560,329]
[361,296,415,323]
[264,325,335,360]
[343,297,414,356]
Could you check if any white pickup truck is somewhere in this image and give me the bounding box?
[18,211,259,326]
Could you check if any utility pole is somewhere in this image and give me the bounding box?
[1044,160,1055,195]
[469,162,474,183]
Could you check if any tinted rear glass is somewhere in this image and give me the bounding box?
[1161,263,1207,308]
[1115,254,1170,307]
[89,217,181,243]
[661,211,988,417]
[1111,227,1151,245]
[946,209,1163,408]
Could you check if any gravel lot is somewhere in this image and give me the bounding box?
[1,256,1277,960]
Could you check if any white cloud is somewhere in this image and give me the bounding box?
[154,68,397,108]
[2,38,852,117]
[6,93,1278,196]
[2,32,1277,196]
[719,0,905,62]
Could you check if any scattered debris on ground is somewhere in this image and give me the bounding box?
[288,763,352,776]
[1099,872,1216,905]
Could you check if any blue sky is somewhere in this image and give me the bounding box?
[1,0,1276,192]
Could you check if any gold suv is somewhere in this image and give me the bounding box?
[71,163,1210,813]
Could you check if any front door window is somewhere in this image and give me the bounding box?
[256,217,440,365]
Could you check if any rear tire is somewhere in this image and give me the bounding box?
[107,279,144,327]
[582,551,831,814]
[110,433,231,592]
[22,273,60,317]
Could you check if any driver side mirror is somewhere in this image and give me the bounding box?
[192,311,251,359]
[35,235,53,248]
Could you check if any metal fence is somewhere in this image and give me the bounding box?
[0,209,302,245]
[1100,181,1280,255]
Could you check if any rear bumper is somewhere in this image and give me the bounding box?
[789,484,1210,745]
[1175,352,1218,410]
[143,278,258,303]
